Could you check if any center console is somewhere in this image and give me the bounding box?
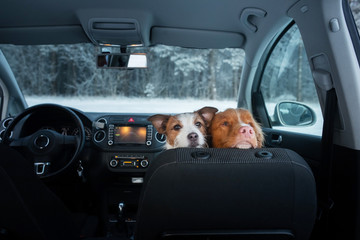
[92,114,165,172]
[88,114,165,237]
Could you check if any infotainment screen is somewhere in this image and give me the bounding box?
[113,126,147,144]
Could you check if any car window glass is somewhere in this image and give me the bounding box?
[350,0,360,34]
[260,24,323,136]
[0,44,244,113]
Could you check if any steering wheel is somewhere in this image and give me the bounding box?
[2,104,85,179]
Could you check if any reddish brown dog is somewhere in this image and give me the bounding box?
[210,108,264,149]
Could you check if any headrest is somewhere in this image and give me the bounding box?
[136,148,317,240]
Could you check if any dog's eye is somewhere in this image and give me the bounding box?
[195,122,202,127]
[222,121,229,126]
[173,124,181,130]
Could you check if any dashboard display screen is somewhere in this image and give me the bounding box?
[114,126,147,144]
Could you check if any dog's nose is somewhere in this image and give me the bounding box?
[188,132,198,141]
[239,126,254,138]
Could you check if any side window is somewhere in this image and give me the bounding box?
[260,24,323,136]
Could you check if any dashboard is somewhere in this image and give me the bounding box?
[0,108,167,174]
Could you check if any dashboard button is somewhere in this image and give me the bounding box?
[140,159,149,168]
[109,159,118,167]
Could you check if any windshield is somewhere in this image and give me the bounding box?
[0,44,244,113]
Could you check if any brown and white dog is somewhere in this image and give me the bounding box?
[210,108,264,149]
[148,107,218,149]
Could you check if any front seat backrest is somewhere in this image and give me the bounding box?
[135,148,317,240]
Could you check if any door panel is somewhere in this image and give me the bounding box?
[263,128,321,173]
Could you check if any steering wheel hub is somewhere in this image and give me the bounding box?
[34,134,50,150]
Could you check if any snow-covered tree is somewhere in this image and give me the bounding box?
[144,83,156,97]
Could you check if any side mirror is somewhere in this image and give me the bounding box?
[97,53,147,69]
[273,101,316,126]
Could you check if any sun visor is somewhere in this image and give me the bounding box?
[0,26,89,45]
[151,27,244,49]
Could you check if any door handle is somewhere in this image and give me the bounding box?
[271,134,282,144]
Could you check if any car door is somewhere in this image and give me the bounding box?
[252,23,323,174]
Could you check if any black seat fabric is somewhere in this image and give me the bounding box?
[135,148,317,240]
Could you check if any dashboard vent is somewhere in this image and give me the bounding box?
[155,132,166,143]
[2,117,13,128]
[94,130,106,143]
[94,118,107,129]
[0,117,14,142]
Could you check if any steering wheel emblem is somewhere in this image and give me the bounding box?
[34,134,50,149]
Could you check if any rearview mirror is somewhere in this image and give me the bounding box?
[273,101,316,126]
[97,53,147,69]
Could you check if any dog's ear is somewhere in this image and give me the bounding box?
[196,106,218,127]
[147,114,171,134]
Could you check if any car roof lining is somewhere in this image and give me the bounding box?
[0,0,298,49]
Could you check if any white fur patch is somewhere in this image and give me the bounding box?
[235,109,245,126]
[173,113,205,148]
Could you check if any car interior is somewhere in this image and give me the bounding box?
[1,0,360,239]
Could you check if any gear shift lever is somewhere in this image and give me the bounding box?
[118,202,125,219]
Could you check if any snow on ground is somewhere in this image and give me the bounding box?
[25,96,237,113]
